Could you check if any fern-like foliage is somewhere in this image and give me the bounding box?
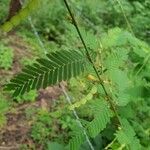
[87,99,112,138]
[69,132,86,150]
[68,99,112,149]
[116,118,141,149]
[0,0,42,32]
[5,50,87,97]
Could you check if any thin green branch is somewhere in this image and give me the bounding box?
[135,54,150,76]
[60,84,95,150]
[63,0,106,94]
[63,0,121,126]
[104,137,117,150]
[114,0,134,35]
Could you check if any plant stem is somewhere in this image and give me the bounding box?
[60,84,95,150]
[135,53,150,76]
[64,0,107,94]
[63,0,121,125]
[115,0,134,35]
[104,137,117,150]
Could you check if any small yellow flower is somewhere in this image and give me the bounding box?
[87,74,98,82]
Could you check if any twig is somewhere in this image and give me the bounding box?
[135,54,150,76]
[114,0,134,35]
[63,0,121,125]
[60,84,94,150]
[19,0,47,55]
[0,145,19,150]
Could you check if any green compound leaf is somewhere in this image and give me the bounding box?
[69,132,86,150]
[0,0,42,32]
[87,99,112,138]
[116,118,141,150]
[5,50,87,97]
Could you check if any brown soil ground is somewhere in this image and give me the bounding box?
[0,33,65,150]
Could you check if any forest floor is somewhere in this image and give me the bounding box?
[0,33,64,150]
